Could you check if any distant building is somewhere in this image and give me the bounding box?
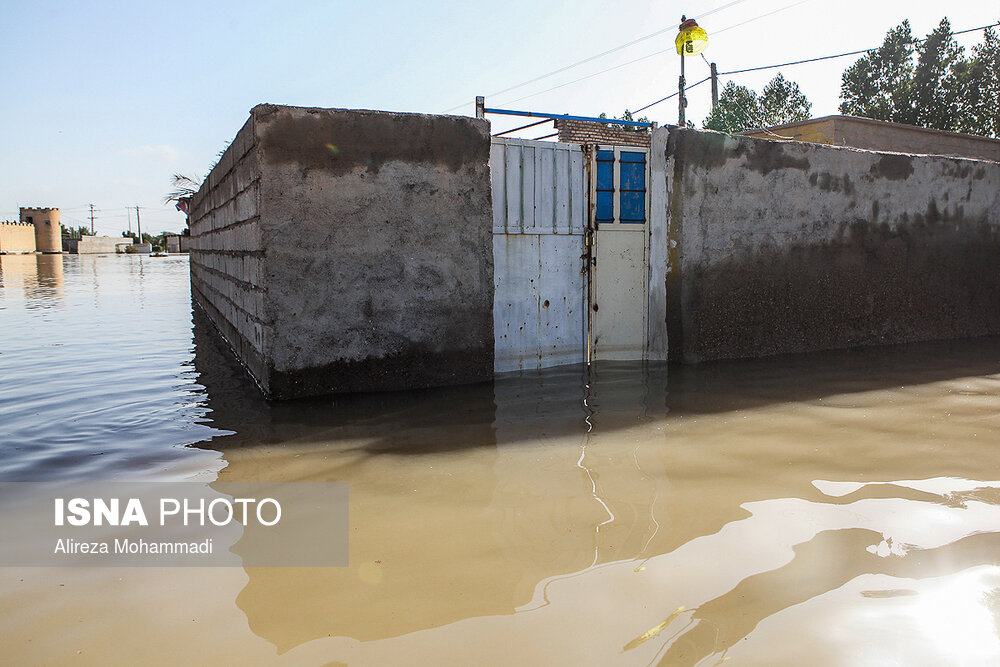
[1,207,64,254]
[164,235,192,253]
[63,236,134,254]
[19,207,62,253]
[741,115,1000,162]
[0,221,37,253]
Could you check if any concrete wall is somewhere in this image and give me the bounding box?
[189,115,268,393]
[658,127,1000,363]
[20,208,61,253]
[743,115,1000,162]
[190,104,494,399]
[65,236,132,254]
[0,222,36,253]
[165,235,192,253]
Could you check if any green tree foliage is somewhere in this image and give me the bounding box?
[60,224,94,238]
[760,74,813,127]
[840,21,915,121]
[598,110,651,132]
[957,26,1000,136]
[702,74,812,133]
[909,18,965,129]
[840,18,1000,137]
[703,82,759,132]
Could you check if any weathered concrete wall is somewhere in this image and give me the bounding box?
[190,104,494,399]
[0,222,36,253]
[189,116,268,392]
[659,127,1000,363]
[66,236,131,254]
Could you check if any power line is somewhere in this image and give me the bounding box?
[632,76,712,114]
[441,0,753,113]
[495,0,816,109]
[629,19,1000,116]
[719,21,1000,75]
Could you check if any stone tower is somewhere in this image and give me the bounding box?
[19,207,61,253]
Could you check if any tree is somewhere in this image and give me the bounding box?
[840,17,1000,137]
[702,74,812,133]
[599,110,651,132]
[956,26,1000,137]
[164,173,200,216]
[840,21,915,121]
[60,224,94,238]
[909,18,965,130]
[759,74,813,127]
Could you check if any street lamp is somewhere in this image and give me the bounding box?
[676,16,709,126]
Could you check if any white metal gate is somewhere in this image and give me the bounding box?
[491,138,587,373]
[491,138,651,372]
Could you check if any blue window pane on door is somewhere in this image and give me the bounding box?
[619,152,646,223]
[596,151,615,223]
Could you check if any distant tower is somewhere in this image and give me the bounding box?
[20,207,62,253]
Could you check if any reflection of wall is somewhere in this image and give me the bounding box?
[0,253,64,303]
[19,207,61,253]
[0,222,36,253]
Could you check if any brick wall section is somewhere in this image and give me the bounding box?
[555,119,651,148]
[187,116,269,390]
[0,222,37,253]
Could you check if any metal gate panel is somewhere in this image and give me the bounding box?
[492,138,587,373]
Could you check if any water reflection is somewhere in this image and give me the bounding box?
[190,310,1000,663]
[4,253,1000,664]
[0,253,65,306]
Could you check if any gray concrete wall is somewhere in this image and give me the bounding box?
[190,104,494,399]
[658,127,1000,363]
[188,116,269,393]
[67,236,131,254]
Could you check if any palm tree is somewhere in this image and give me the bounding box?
[163,173,201,215]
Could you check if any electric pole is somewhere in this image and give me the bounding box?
[89,204,95,234]
[127,206,132,235]
[710,62,719,111]
[135,205,142,244]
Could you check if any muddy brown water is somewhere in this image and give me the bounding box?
[2,254,1000,665]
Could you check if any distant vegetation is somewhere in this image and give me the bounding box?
[703,73,812,133]
[840,18,1000,137]
[60,224,94,239]
[702,17,1000,137]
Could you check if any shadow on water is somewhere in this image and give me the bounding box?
[188,308,1000,659]
[191,306,1000,456]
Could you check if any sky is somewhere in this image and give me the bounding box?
[1,1,996,237]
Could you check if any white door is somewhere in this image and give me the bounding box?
[590,146,649,361]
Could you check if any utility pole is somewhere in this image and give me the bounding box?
[678,16,687,127]
[89,204,95,234]
[127,206,132,235]
[135,205,142,244]
[710,62,719,110]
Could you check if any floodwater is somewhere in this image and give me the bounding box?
[3,254,1000,666]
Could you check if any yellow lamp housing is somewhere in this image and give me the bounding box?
[675,19,708,56]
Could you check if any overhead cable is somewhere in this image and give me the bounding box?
[440,0,753,112]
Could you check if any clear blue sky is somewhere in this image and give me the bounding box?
[1,1,996,236]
